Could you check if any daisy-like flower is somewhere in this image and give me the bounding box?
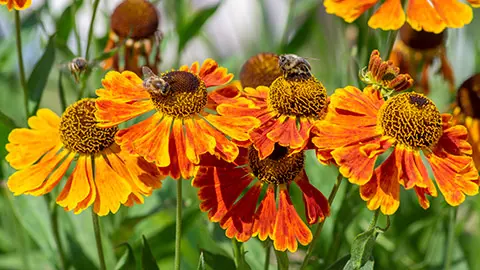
[103,0,161,76]
[324,0,479,33]
[95,59,260,179]
[453,73,480,170]
[0,0,30,10]
[216,54,329,159]
[193,145,330,252]
[240,52,283,88]
[6,99,162,216]
[389,24,454,94]
[312,52,478,214]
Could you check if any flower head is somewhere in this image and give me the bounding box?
[313,87,478,214]
[0,0,31,10]
[6,99,163,216]
[240,52,283,88]
[103,0,161,76]
[95,59,260,180]
[389,24,454,94]
[193,146,329,252]
[216,54,328,159]
[453,73,480,169]
[324,0,478,33]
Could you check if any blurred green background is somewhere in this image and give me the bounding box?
[1,0,480,269]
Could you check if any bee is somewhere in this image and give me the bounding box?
[68,57,88,83]
[142,66,170,95]
[278,54,312,78]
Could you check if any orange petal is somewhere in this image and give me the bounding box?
[95,99,154,127]
[8,146,67,195]
[220,182,262,242]
[359,152,400,215]
[395,146,432,189]
[273,185,312,252]
[438,121,472,156]
[197,119,239,163]
[184,117,216,164]
[198,59,234,87]
[56,155,93,212]
[252,184,276,241]
[73,157,96,214]
[193,164,253,222]
[467,0,480,7]
[207,82,242,110]
[413,182,438,209]
[267,116,313,151]
[295,171,330,224]
[431,0,473,28]
[204,114,260,142]
[250,117,278,159]
[324,0,378,23]
[93,155,132,216]
[368,0,406,30]
[97,71,149,100]
[406,0,446,33]
[5,109,61,169]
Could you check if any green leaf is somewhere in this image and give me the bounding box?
[27,34,56,115]
[196,252,206,270]
[115,243,137,270]
[343,228,378,270]
[0,110,17,129]
[58,71,68,111]
[142,235,160,270]
[177,4,220,53]
[281,5,317,53]
[274,250,289,270]
[202,249,236,270]
[55,0,83,46]
[325,254,351,270]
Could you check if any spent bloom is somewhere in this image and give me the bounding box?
[6,99,162,216]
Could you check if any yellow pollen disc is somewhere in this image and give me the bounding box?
[240,53,282,88]
[149,71,208,117]
[248,145,304,185]
[268,75,328,118]
[378,93,442,149]
[60,99,118,154]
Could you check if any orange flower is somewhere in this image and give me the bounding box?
[389,24,454,94]
[240,52,282,88]
[0,0,31,10]
[215,54,329,159]
[103,0,161,76]
[6,99,163,216]
[453,73,480,170]
[324,0,478,33]
[193,146,330,252]
[95,59,260,179]
[312,87,478,214]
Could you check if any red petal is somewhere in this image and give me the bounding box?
[252,184,276,241]
[295,171,330,224]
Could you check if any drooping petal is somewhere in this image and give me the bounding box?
[413,182,438,209]
[95,99,154,127]
[406,0,446,33]
[184,117,217,164]
[196,119,239,163]
[368,0,406,30]
[203,113,260,143]
[252,184,276,241]
[73,157,96,214]
[360,152,401,215]
[56,155,93,212]
[273,185,312,252]
[249,115,278,159]
[431,0,473,29]
[324,0,378,23]
[220,182,262,242]
[5,109,61,169]
[266,116,313,151]
[295,171,330,225]
[395,146,432,189]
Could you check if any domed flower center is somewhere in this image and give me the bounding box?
[111,0,159,40]
[268,75,328,118]
[457,74,480,118]
[240,53,282,88]
[378,93,442,149]
[60,99,118,154]
[248,145,304,185]
[148,71,208,117]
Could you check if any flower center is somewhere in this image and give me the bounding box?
[149,71,208,117]
[378,93,442,149]
[240,53,282,88]
[248,145,304,185]
[457,74,480,118]
[268,75,328,118]
[111,0,159,40]
[60,99,118,154]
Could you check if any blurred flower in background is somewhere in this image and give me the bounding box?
[240,52,282,88]
[389,24,454,94]
[324,0,479,33]
[0,0,31,11]
[5,99,163,216]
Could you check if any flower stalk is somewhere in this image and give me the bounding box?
[15,10,29,120]
[91,209,106,270]
[175,180,183,270]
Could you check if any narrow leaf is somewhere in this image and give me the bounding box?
[196,252,206,270]
[58,71,67,111]
[142,235,160,270]
[281,6,317,53]
[274,250,289,270]
[115,243,137,270]
[27,35,56,115]
[202,249,236,270]
[177,5,219,53]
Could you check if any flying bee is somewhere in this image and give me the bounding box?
[142,66,170,95]
[69,57,88,83]
[278,54,312,78]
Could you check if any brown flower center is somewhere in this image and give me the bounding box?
[378,93,442,149]
[457,73,480,118]
[148,71,207,117]
[111,0,159,40]
[399,23,444,51]
[268,75,328,118]
[248,145,304,185]
[60,99,118,154]
[240,53,282,88]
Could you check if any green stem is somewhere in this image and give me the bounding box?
[264,242,271,270]
[383,29,398,60]
[369,209,381,230]
[175,180,183,270]
[91,209,106,270]
[299,172,343,270]
[44,195,67,270]
[72,5,82,56]
[15,10,29,120]
[444,208,457,270]
[232,238,246,269]
[280,0,295,52]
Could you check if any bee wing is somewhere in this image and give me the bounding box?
[142,66,156,79]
